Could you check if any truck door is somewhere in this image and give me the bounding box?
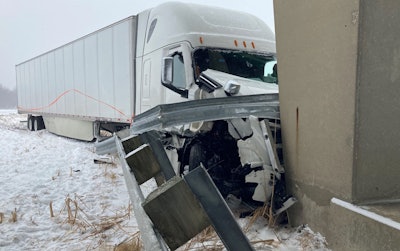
[139,53,163,113]
[139,44,193,113]
[140,58,152,112]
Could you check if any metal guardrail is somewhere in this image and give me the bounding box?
[185,165,255,251]
[96,94,280,155]
[115,135,168,251]
[95,135,117,155]
[130,93,280,134]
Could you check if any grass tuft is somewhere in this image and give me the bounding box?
[114,231,143,251]
[10,208,17,223]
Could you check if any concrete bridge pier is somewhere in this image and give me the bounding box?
[274,1,400,250]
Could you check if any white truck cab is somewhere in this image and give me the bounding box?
[137,2,277,112]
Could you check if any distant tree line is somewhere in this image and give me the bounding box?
[0,84,17,108]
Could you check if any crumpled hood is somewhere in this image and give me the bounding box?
[197,69,278,98]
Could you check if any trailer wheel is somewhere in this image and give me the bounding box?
[27,116,34,131]
[188,143,207,171]
[33,116,45,131]
[33,117,39,131]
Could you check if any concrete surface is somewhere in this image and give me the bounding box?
[274,0,400,249]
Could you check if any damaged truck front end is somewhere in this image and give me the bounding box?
[96,71,296,250]
[177,117,287,213]
[130,68,295,215]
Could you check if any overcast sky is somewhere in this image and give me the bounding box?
[0,0,274,90]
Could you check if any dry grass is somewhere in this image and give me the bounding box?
[178,226,223,250]
[94,158,120,183]
[296,225,328,250]
[45,194,136,250]
[87,200,282,251]
[45,157,133,249]
[49,201,54,217]
[105,170,118,182]
[43,154,288,250]
[172,191,284,251]
[176,217,279,251]
[51,169,61,180]
[65,196,78,225]
[114,232,143,251]
[10,208,17,223]
[0,209,18,224]
[244,204,276,232]
[246,174,288,229]
[300,230,316,249]
[53,194,132,238]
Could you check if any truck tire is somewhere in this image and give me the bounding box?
[27,116,34,131]
[188,143,207,171]
[33,116,45,131]
[33,117,39,131]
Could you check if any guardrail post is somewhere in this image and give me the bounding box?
[184,165,255,251]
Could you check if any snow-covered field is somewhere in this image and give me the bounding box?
[0,110,330,251]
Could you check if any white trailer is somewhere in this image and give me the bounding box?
[16,17,136,140]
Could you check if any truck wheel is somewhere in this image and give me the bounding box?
[188,143,207,171]
[33,116,45,131]
[27,116,34,131]
[33,117,39,131]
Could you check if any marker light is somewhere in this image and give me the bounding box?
[224,80,241,95]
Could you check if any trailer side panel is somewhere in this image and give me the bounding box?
[16,17,136,124]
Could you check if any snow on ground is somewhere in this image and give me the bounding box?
[0,110,330,251]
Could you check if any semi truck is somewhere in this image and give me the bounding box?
[16,2,292,214]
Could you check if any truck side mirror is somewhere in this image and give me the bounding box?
[161,57,173,85]
[161,56,188,98]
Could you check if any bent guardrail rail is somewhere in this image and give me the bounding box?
[95,93,280,155]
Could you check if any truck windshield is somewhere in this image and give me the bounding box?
[193,48,278,84]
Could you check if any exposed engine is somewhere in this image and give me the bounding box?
[169,118,291,213]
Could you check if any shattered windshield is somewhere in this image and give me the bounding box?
[193,48,278,84]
